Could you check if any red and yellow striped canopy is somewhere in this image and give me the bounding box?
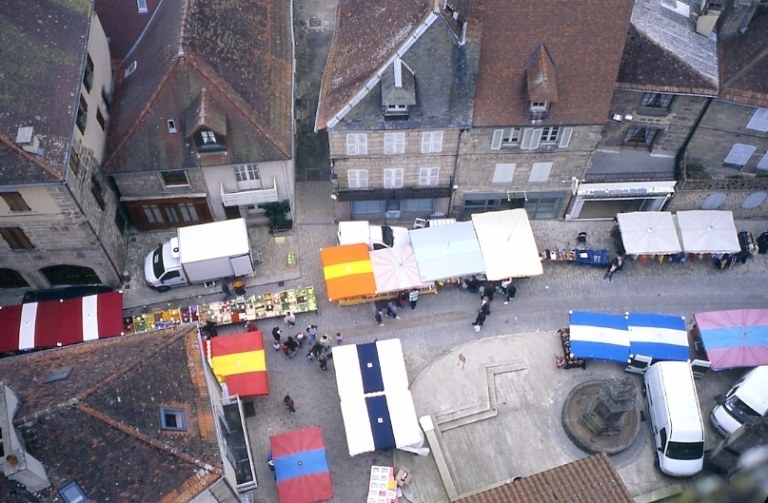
[207,331,269,397]
[320,244,376,301]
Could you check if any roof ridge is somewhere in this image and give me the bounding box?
[0,133,64,182]
[185,52,292,159]
[177,0,193,56]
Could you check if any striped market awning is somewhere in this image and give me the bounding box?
[207,331,269,397]
[320,244,376,301]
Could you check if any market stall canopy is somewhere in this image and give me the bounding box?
[694,309,768,370]
[409,222,485,282]
[333,339,422,456]
[568,311,629,363]
[207,331,269,397]
[676,210,740,254]
[270,426,333,503]
[471,209,543,280]
[627,312,689,362]
[616,212,682,255]
[320,244,376,301]
[0,291,124,353]
[370,245,433,294]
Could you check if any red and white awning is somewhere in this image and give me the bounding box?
[0,291,124,353]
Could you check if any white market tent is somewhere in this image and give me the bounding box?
[676,210,740,254]
[471,209,543,280]
[370,245,433,295]
[616,212,682,255]
[409,222,486,282]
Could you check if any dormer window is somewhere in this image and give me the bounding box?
[381,58,416,119]
[525,45,558,123]
[195,129,226,152]
[529,102,548,112]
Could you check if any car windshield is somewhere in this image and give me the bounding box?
[666,441,704,460]
[725,395,760,423]
[152,246,165,279]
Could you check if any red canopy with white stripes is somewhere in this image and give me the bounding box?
[0,291,124,353]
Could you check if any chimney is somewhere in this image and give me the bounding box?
[696,0,724,37]
[394,58,403,89]
[15,127,43,155]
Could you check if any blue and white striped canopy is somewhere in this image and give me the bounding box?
[333,339,422,456]
[627,312,689,362]
[568,311,630,363]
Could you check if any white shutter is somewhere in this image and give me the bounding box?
[529,129,542,149]
[346,134,357,155]
[492,163,516,183]
[384,133,404,154]
[358,134,368,155]
[558,127,573,148]
[747,108,768,132]
[418,167,439,186]
[491,129,503,150]
[724,144,756,166]
[394,133,404,153]
[520,129,534,149]
[348,169,369,188]
[528,162,552,183]
[384,169,404,188]
[421,132,430,153]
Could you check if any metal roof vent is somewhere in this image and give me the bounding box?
[16,127,43,155]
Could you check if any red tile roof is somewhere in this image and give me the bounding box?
[472,0,635,127]
[454,453,634,503]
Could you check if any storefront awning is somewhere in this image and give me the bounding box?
[0,291,124,353]
[617,212,682,255]
[471,209,543,280]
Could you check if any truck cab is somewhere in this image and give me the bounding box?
[144,237,189,290]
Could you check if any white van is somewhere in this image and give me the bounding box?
[710,365,768,436]
[643,361,705,477]
[337,221,411,250]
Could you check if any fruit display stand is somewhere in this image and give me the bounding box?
[198,286,317,326]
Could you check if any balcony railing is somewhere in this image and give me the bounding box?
[678,159,768,191]
[221,177,278,207]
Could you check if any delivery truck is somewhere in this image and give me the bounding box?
[337,221,411,250]
[144,219,254,291]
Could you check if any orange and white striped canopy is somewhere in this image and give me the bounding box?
[320,244,376,301]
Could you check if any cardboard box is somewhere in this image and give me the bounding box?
[396,468,412,487]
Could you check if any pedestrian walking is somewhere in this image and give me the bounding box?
[408,289,419,310]
[501,279,516,304]
[604,256,623,281]
[481,297,491,316]
[283,394,296,413]
[387,301,400,319]
[336,332,343,345]
[295,331,306,348]
[375,309,384,326]
[306,324,318,345]
[271,326,282,351]
[318,353,328,371]
[221,281,233,301]
[472,309,486,332]
[282,336,298,358]
[284,311,296,327]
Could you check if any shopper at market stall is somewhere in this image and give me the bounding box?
[501,279,516,304]
[472,309,486,332]
[306,324,318,345]
[295,331,306,348]
[387,301,400,319]
[282,336,298,358]
[409,289,419,310]
[272,326,282,351]
[375,309,384,326]
[284,311,296,327]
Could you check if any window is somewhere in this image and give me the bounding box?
[385,104,409,117]
[346,134,368,155]
[1,192,31,212]
[196,129,225,152]
[520,128,542,150]
[59,480,88,503]
[384,132,405,155]
[124,61,137,78]
[76,95,88,134]
[348,169,368,188]
[525,193,562,219]
[0,227,34,249]
[0,268,29,288]
[758,152,768,171]
[160,407,188,431]
[492,163,516,184]
[137,0,148,13]
[351,200,384,214]
[418,167,439,186]
[167,119,177,133]
[69,147,80,175]
[401,198,433,212]
[160,171,190,188]
[491,128,520,150]
[234,164,260,182]
[540,127,559,144]
[723,143,756,167]
[701,193,726,210]
[529,101,547,112]
[640,93,673,109]
[421,131,443,153]
[742,192,767,209]
[44,367,74,383]
[90,174,105,210]
[96,108,106,130]
[623,126,659,147]
[82,54,94,92]
[528,162,553,183]
[383,169,404,188]
[747,108,768,132]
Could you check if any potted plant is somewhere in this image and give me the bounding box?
[261,200,292,234]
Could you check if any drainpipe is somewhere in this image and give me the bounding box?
[675,97,714,187]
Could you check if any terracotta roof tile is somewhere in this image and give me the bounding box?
[473,0,635,127]
[455,453,634,503]
[0,327,223,502]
